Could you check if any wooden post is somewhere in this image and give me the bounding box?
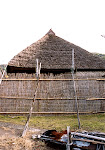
[66,126,71,150]
[0,65,7,84]
[38,62,41,77]
[71,49,81,129]
[22,59,41,137]
[36,59,39,79]
[36,59,41,112]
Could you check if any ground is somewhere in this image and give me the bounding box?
[0,121,55,150]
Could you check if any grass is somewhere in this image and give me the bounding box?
[0,114,105,132]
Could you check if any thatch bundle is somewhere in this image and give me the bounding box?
[7,29,105,73]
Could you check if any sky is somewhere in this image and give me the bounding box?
[0,0,105,64]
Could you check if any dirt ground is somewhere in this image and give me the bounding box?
[0,122,55,150]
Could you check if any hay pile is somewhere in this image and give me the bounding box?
[0,125,49,150]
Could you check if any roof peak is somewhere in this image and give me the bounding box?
[46,29,55,36]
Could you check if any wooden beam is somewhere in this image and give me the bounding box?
[2,78,97,81]
[72,138,105,145]
[0,111,105,115]
[1,96,105,101]
[97,79,105,81]
[87,98,105,100]
[0,96,84,100]
[72,132,105,142]
[0,111,100,114]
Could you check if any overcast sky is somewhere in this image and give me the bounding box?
[0,0,105,64]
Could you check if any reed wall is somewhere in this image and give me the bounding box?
[0,71,105,113]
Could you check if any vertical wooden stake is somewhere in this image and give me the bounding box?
[71,49,81,129]
[0,65,7,84]
[38,63,41,77]
[67,126,71,150]
[36,59,39,79]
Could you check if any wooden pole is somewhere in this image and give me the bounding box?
[71,132,105,142]
[36,59,39,78]
[66,126,71,150]
[0,65,7,84]
[71,49,81,129]
[2,78,98,81]
[22,59,41,137]
[72,138,105,145]
[0,111,104,115]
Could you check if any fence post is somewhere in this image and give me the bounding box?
[71,48,81,129]
[66,126,71,150]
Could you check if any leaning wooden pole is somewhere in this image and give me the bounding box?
[22,59,41,137]
[71,49,81,129]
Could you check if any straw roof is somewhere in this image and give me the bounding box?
[8,29,105,72]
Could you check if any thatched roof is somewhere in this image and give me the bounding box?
[8,29,105,73]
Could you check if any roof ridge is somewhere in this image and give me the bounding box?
[46,29,55,36]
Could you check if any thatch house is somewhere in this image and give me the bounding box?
[0,29,105,113]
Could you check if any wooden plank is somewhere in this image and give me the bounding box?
[72,138,105,145]
[0,96,33,100]
[72,132,105,142]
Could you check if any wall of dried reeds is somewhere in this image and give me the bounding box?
[0,71,105,113]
